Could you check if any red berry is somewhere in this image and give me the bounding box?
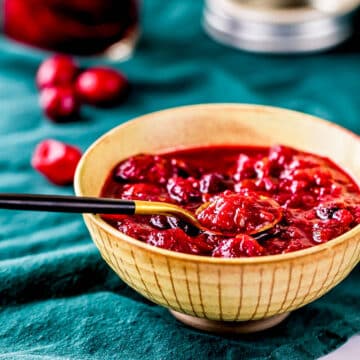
[114,154,172,184]
[116,218,154,242]
[333,209,354,227]
[31,139,82,185]
[199,173,227,194]
[287,155,325,171]
[36,55,78,89]
[166,177,201,204]
[171,158,199,178]
[268,145,295,167]
[75,67,129,106]
[39,87,80,122]
[312,220,346,243]
[146,228,194,254]
[213,235,265,258]
[234,179,258,193]
[121,183,169,202]
[233,154,256,181]
[146,229,212,255]
[352,205,360,223]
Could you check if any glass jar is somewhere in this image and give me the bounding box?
[203,0,360,54]
[2,0,139,60]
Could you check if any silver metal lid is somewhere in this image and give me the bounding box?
[203,0,360,53]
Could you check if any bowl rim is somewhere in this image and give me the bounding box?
[74,103,360,265]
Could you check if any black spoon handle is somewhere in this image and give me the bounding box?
[0,193,136,214]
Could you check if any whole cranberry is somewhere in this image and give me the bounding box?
[146,228,212,255]
[36,55,78,89]
[116,218,154,242]
[171,158,200,178]
[312,220,345,243]
[332,209,354,227]
[75,67,129,106]
[121,183,169,202]
[268,145,295,168]
[233,154,256,181]
[199,173,227,194]
[146,228,195,254]
[212,235,265,258]
[39,87,80,122]
[31,139,82,185]
[113,154,172,184]
[166,177,201,204]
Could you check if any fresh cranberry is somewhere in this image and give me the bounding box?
[31,139,82,185]
[166,177,201,204]
[213,235,265,258]
[36,55,78,89]
[39,87,80,122]
[75,67,129,106]
[114,154,172,184]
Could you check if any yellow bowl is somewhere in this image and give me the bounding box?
[74,104,360,334]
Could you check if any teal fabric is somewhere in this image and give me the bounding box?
[0,1,359,359]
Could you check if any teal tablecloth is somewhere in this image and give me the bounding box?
[0,2,359,359]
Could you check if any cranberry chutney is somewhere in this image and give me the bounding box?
[100,145,360,258]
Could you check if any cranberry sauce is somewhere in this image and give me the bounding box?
[100,145,360,258]
[3,0,138,55]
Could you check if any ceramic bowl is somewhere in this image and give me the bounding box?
[74,104,360,334]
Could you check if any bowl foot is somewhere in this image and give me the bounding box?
[170,310,290,334]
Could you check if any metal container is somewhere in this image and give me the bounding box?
[203,0,360,53]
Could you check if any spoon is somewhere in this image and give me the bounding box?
[0,193,213,233]
[0,193,281,236]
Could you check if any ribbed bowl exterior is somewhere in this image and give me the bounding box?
[75,104,360,321]
[85,215,359,321]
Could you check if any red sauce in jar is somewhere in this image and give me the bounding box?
[3,0,138,55]
[100,145,360,258]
